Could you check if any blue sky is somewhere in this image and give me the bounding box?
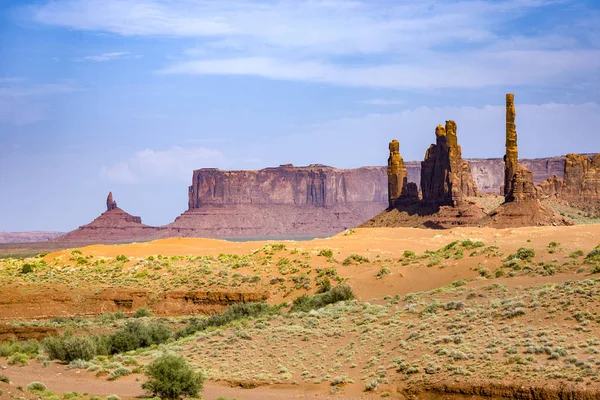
[1,0,599,232]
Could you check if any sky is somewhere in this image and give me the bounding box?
[1,0,599,232]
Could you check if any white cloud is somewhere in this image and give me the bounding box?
[26,0,600,90]
[361,99,405,106]
[99,146,227,184]
[75,52,141,62]
[157,50,600,89]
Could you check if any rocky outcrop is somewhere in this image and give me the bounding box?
[421,121,478,206]
[165,165,388,238]
[387,139,407,207]
[0,232,64,244]
[485,94,572,227]
[364,121,486,229]
[106,191,117,211]
[56,192,157,242]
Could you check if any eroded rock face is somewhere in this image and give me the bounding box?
[107,192,117,211]
[421,120,478,206]
[504,94,519,199]
[57,193,155,242]
[387,139,408,207]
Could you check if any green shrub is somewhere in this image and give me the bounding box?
[27,382,46,391]
[43,335,98,362]
[585,245,600,264]
[108,367,132,381]
[402,250,415,259]
[516,248,535,261]
[108,320,171,354]
[133,307,153,318]
[376,266,390,279]
[570,250,584,258]
[316,277,331,293]
[495,269,506,278]
[8,352,28,366]
[290,285,354,312]
[21,264,34,274]
[461,240,485,250]
[115,255,129,263]
[176,302,279,338]
[0,375,10,383]
[142,354,204,399]
[592,265,600,274]
[342,254,369,265]
[318,249,334,258]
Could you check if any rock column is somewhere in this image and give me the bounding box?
[106,192,117,211]
[387,139,408,207]
[504,94,518,200]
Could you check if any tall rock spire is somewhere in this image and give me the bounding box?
[504,94,519,199]
[387,139,408,207]
[106,192,117,211]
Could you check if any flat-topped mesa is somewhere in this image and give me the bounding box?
[387,139,408,207]
[106,192,117,211]
[421,120,478,207]
[503,94,537,202]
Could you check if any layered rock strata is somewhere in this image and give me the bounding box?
[364,121,486,229]
[421,121,478,206]
[56,193,157,242]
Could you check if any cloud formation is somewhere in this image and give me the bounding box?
[75,52,141,62]
[28,0,600,90]
[99,146,226,184]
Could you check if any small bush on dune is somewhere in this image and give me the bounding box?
[8,352,28,366]
[142,354,204,399]
[27,382,46,392]
[0,375,10,383]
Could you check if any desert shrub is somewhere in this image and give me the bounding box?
[402,250,415,258]
[43,335,98,362]
[585,245,600,264]
[316,277,331,293]
[318,249,334,258]
[461,240,485,250]
[290,285,354,312]
[177,302,279,338]
[44,321,170,362]
[495,269,506,278]
[8,352,28,366]
[376,266,391,279]
[516,248,535,261]
[115,255,129,263]
[0,340,39,357]
[477,267,491,278]
[21,263,34,274]
[108,367,132,381]
[133,307,153,318]
[570,250,584,258]
[592,265,600,274]
[142,354,204,399]
[0,375,10,383]
[27,382,46,391]
[342,254,369,266]
[108,320,171,354]
[105,395,120,400]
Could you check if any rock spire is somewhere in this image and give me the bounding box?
[106,192,117,211]
[387,139,408,207]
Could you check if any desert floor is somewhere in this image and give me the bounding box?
[1,225,600,399]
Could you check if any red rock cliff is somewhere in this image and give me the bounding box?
[188,164,387,209]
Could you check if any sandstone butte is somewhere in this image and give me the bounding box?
[363,119,487,229]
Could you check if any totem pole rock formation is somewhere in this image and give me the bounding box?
[503,94,537,202]
[483,94,572,227]
[421,120,478,207]
[106,192,117,211]
[387,139,407,207]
